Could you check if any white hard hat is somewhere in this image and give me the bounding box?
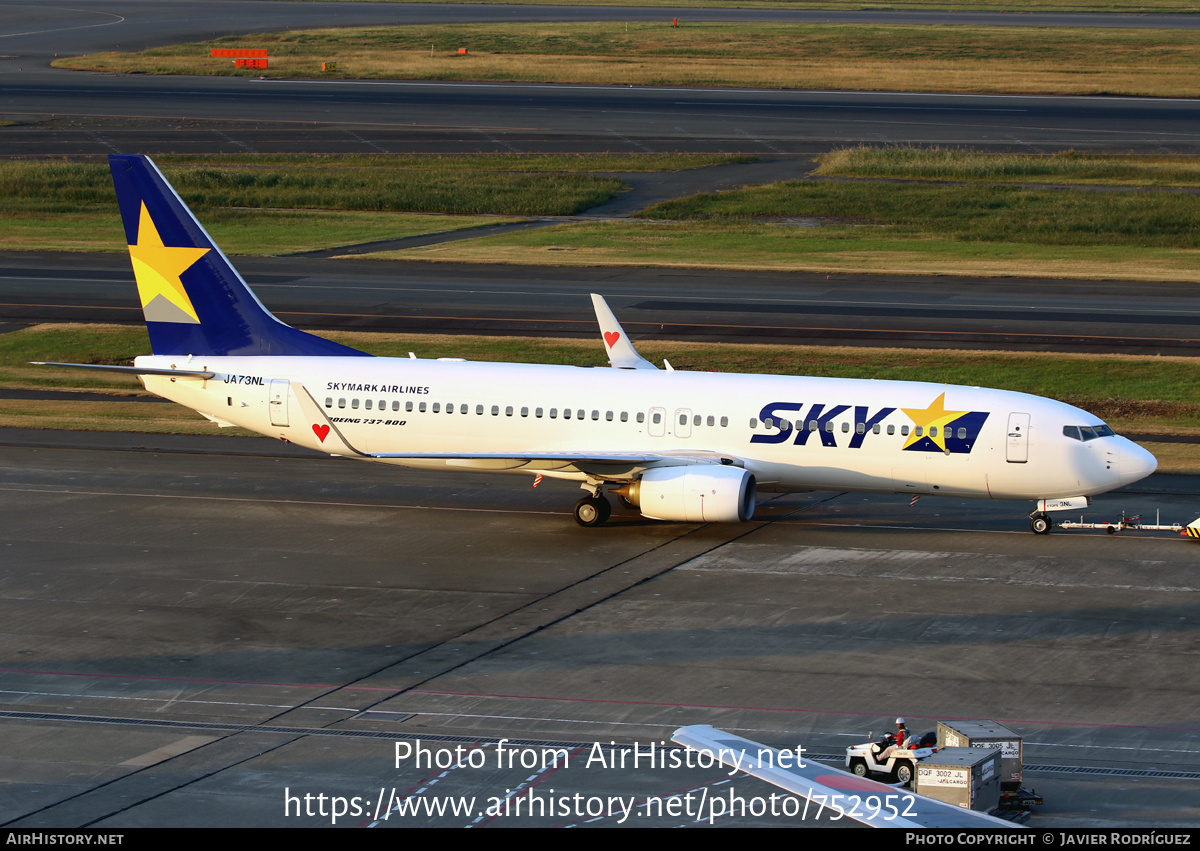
[896,717,906,725]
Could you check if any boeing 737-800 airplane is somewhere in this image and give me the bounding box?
[40,155,1157,531]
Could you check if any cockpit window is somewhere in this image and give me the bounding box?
[1063,423,1115,441]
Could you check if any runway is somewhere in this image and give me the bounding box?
[6,4,1200,155]
[4,251,1199,355]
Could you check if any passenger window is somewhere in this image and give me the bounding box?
[406,401,413,412]
[825,421,834,432]
[621,412,628,423]
[521,407,529,417]
[872,424,881,434]
[841,422,849,433]
[380,400,386,410]
[365,400,373,410]
[720,416,728,427]
[638,412,646,424]
[591,410,598,420]
[929,426,937,437]
[393,401,400,412]
[694,415,701,426]
[749,418,758,428]
[491,405,499,416]
[653,412,663,424]
[550,408,558,418]
[536,407,543,418]
[808,421,818,431]
[577,409,585,420]
[339,398,346,409]
[707,415,714,427]
[683,413,692,426]
[901,425,910,436]
[564,409,572,420]
[324,397,333,408]
[460,404,468,414]
[419,402,427,413]
[887,424,894,435]
[914,426,923,436]
[506,406,514,417]
[431,402,439,413]
[352,399,360,410]
[606,411,614,421]
[476,404,483,415]
[856,423,865,434]
[956,427,966,439]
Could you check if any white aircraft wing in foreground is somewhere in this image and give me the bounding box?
[671,725,1018,829]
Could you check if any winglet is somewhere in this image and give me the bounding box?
[591,294,656,370]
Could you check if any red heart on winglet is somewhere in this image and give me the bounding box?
[312,424,330,442]
[603,331,621,348]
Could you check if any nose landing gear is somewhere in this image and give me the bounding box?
[1030,513,1051,535]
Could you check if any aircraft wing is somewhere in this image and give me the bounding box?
[671,725,1019,829]
[591,294,658,370]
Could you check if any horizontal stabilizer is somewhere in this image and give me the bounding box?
[32,362,215,379]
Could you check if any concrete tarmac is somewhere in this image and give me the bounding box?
[0,429,1197,827]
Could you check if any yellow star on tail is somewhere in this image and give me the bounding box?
[901,392,968,451]
[127,202,209,324]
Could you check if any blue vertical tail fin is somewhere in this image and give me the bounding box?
[109,154,369,358]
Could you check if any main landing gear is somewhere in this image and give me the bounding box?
[1030,512,1052,535]
[574,494,612,527]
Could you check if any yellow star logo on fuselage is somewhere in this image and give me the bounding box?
[901,392,968,451]
[127,202,209,324]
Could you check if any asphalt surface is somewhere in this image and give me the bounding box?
[1,429,1198,828]
[5,3,1200,155]
[4,250,1198,354]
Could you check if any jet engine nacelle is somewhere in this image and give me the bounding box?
[631,465,756,523]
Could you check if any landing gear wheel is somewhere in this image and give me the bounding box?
[1030,513,1051,535]
[850,758,869,778]
[894,761,915,785]
[618,495,636,510]
[574,496,611,527]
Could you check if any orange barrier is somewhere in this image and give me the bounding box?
[211,48,267,58]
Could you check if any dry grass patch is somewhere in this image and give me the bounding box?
[53,22,1200,98]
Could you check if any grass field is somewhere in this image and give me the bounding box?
[53,22,1200,98]
[6,325,1197,445]
[817,147,1200,186]
[381,218,1200,282]
[0,154,743,253]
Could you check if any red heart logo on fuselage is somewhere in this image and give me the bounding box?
[312,424,330,442]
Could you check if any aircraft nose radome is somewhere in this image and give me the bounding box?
[1119,440,1158,486]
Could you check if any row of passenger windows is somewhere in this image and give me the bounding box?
[323,397,732,427]
[751,418,968,440]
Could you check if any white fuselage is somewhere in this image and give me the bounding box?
[137,353,1155,504]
